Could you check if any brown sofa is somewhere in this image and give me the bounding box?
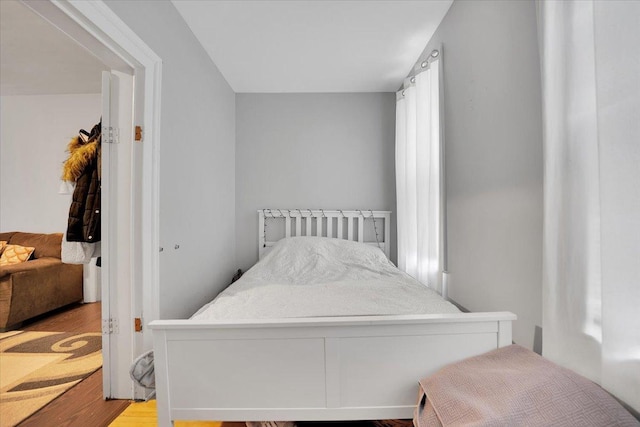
[0,232,83,330]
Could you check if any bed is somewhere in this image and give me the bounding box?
[149,210,516,426]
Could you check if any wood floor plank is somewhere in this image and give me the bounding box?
[109,400,249,427]
[22,302,102,334]
[15,302,130,426]
[18,368,130,427]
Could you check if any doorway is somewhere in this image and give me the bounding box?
[21,0,162,400]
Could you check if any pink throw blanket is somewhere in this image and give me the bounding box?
[414,345,638,427]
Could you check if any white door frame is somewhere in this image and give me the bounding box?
[22,0,162,399]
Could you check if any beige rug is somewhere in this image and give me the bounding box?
[0,330,102,427]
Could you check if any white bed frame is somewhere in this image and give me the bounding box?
[150,209,516,426]
[258,209,392,260]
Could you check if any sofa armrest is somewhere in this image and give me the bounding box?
[0,258,83,329]
[0,258,62,279]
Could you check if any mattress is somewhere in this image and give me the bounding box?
[192,236,459,321]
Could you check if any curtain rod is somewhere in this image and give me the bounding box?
[401,49,440,93]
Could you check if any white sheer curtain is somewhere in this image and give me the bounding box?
[538,0,640,412]
[395,60,442,293]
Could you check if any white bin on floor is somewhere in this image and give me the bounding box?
[83,257,101,302]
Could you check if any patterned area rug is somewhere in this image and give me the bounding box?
[0,330,102,427]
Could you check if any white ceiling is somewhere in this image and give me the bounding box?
[0,0,107,96]
[172,0,452,93]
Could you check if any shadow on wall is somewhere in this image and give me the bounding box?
[533,325,542,355]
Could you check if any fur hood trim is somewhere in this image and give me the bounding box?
[62,136,100,182]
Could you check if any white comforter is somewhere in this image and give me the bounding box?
[192,237,459,320]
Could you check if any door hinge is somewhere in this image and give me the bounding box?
[102,318,119,335]
[134,125,143,142]
[134,317,143,332]
[104,126,119,144]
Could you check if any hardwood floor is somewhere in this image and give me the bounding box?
[16,302,131,427]
[110,400,248,427]
[22,301,102,334]
[19,368,129,427]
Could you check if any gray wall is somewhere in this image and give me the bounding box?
[235,93,396,271]
[412,0,543,348]
[105,1,236,319]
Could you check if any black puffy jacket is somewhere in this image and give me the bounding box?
[64,126,101,243]
[67,154,101,242]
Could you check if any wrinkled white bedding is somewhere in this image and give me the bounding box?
[192,237,459,320]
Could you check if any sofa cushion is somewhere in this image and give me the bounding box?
[0,257,61,279]
[8,232,63,259]
[0,244,35,266]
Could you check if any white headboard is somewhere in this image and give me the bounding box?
[258,209,392,260]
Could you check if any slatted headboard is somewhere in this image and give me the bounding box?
[258,209,391,260]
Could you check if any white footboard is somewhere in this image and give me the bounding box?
[149,312,516,427]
